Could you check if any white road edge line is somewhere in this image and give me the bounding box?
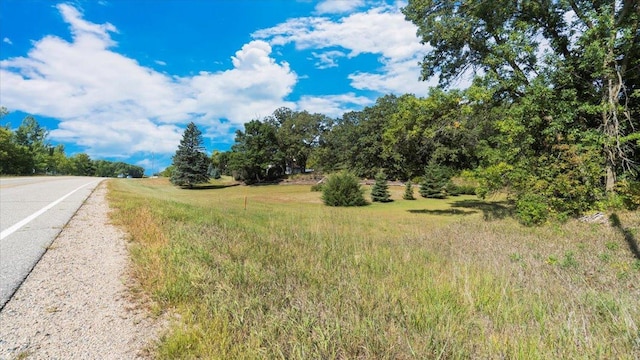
[0,180,101,240]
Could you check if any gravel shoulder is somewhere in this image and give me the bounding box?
[0,181,162,359]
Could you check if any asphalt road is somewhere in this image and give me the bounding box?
[0,176,104,309]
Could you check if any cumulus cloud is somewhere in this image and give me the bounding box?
[311,50,345,69]
[0,4,298,159]
[2,37,12,45]
[315,0,364,14]
[253,3,431,95]
[296,93,373,118]
[0,1,435,164]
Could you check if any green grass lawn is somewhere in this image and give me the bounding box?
[108,177,640,359]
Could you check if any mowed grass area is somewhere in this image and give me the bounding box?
[108,177,640,359]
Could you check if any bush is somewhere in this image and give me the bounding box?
[447,183,462,196]
[617,180,640,210]
[455,184,477,195]
[516,192,549,226]
[310,183,324,192]
[322,172,367,207]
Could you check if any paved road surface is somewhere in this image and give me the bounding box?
[0,176,103,308]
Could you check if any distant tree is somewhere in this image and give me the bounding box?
[208,163,221,179]
[420,162,450,199]
[403,180,416,200]
[228,119,284,184]
[70,153,95,176]
[314,95,399,178]
[371,170,392,202]
[0,125,31,175]
[171,122,210,188]
[14,115,50,174]
[212,151,231,176]
[160,165,174,178]
[270,107,328,174]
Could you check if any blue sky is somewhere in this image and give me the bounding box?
[1,0,439,174]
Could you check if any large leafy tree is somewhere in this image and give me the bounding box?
[13,115,51,174]
[383,90,486,179]
[403,0,640,193]
[315,95,399,178]
[269,107,329,174]
[171,122,210,188]
[69,153,96,176]
[228,119,283,184]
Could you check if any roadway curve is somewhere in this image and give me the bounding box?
[0,176,104,308]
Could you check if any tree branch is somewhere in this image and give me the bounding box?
[568,0,594,29]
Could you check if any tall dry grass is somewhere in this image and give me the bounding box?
[108,178,640,359]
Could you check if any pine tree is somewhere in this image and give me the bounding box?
[371,170,392,202]
[403,180,415,200]
[419,163,449,199]
[171,122,210,188]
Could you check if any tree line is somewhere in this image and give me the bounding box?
[0,108,144,177]
[195,0,640,223]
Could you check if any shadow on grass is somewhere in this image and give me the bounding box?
[609,213,640,260]
[450,199,515,221]
[408,209,478,216]
[185,183,241,190]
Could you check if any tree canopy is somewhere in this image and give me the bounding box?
[0,110,143,177]
[403,0,640,193]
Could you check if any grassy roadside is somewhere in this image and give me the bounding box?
[108,177,640,359]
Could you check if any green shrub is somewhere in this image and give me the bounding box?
[452,183,473,196]
[310,183,324,192]
[516,192,549,226]
[456,185,477,195]
[617,180,640,210]
[447,183,461,196]
[321,172,367,206]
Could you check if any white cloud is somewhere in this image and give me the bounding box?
[296,93,373,118]
[311,50,345,69]
[184,40,298,123]
[315,0,364,14]
[252,3,432,96]
[0,1,436,165]
[349,57,437,94]
[2,37,12,45]
[0,5,298,159]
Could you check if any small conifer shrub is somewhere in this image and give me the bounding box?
[403,180,416,200]
[371,171,392,202]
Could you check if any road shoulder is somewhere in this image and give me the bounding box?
[0,181,162,359]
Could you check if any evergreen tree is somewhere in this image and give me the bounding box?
[420,163,449,199]
[171,122,210,188]
[403,180,416,200]
[371,170,392,202]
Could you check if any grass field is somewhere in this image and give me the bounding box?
[107,177,640,359]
